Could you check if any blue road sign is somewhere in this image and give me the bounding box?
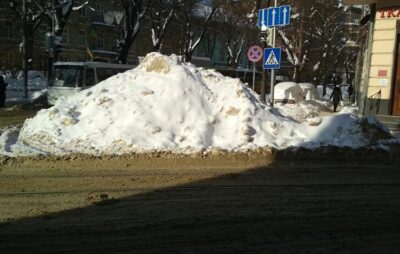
[258,9,264,28]
[258,5,291,28]
[264,48,281,70]
[258,9,267,28]
[278,5,291,26]
[266,7,279,27]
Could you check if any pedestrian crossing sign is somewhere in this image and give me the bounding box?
[263,48,281,70]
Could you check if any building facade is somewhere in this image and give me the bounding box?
[345,0,400,122]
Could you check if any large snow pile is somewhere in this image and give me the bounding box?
[0,53,396,156]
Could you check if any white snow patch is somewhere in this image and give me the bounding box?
[298,83,319,100]
[274,100,331,123]
[274,82,305,103]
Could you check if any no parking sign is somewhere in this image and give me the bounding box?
[247,45,263,90]
[247,45,263,63]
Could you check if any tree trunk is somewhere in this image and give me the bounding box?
[260,69,268,103]
[293,65,300,83]
[153,41,161,52]
[184,50,192,62]
[118,47,129,64]
[228,55,235,69]
[47,56,53,81]
[322,55,328,96]
[207,34,216,60]
[118,33,134,64]
[118,40,133,64]
[259,41,267,103]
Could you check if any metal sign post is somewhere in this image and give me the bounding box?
[252,63,256,90]
[270,0,278,107]
[270,0,277,107]
[22,0,28,99]
[258,2,291,107]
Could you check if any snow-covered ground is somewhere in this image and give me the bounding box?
[0,53,398,157]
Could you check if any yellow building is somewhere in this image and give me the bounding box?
[344,0,400,130]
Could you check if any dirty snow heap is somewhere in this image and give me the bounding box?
[9,53,395,155]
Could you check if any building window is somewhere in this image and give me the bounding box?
[59,56,68,62]
[85,68,96,86]
[95,3,104,16]
[79,31,87,46]
[0,21,5,38]
[96,33,104,49]
[38,25,47,43]
[62,29,69,44]
[0,21,16,39]
[78,0,86,16]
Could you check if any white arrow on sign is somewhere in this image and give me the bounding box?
[282,7,288,25]
[271,9,277,26]
[262,9,266,27]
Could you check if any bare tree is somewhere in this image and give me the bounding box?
[275,0,314,83]
[1,0,91,74]
[175,0,217,62]
[147,0,177,52]
[202,27,218,60]
[3,0,92,37]
[215,0,258,68]
[116,0,151,64]
[2,0,49,31]
[309,0,350,95]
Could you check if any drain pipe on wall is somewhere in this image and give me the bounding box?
[360,4,376,117]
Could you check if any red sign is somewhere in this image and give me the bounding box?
[378,70,388,77]
[247,45,263,63]
[380,9,400,18]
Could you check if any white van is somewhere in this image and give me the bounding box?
[48,62,135,105]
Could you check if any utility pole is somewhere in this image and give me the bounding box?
[52,0,56,61]
[269,0,277,107]
[22,0,28,99]
[260,37,268,103]
[47,0,56,80]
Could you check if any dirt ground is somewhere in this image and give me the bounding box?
[0,153,400,254]
[1,108,400,253]
[0,107,39,128]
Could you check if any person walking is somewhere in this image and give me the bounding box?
[0,76,8,108]
[348,84,354,101]
[330,84,342,112]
